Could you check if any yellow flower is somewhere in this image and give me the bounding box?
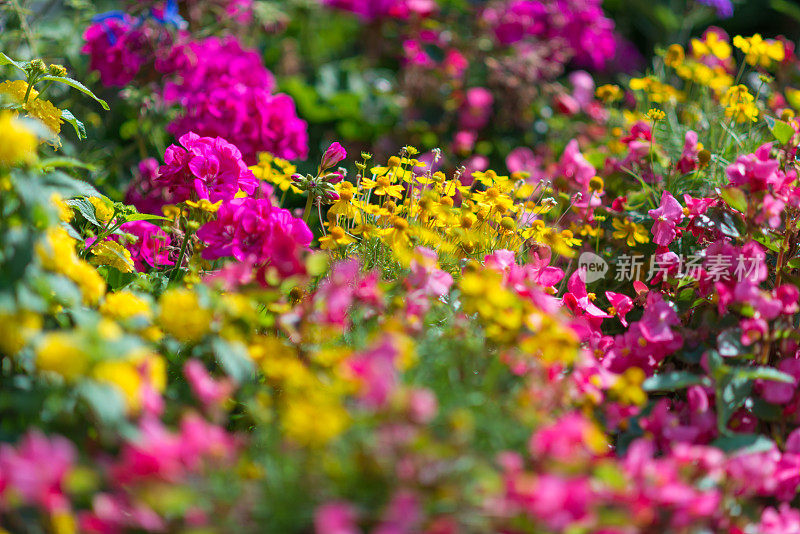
[282,392,349,447]
[0,310,42,355]
[664,44,685,68]
[595,84,622,103]
[185,198,223,213]
[0,80,63,145]
[379,217,412,247]
[158,289,212,342]
[36,332,89,381]
[92,360,142,410]
[65,260,106,305]
[100,291,152,320]
[88,197,114,225]
[89,240,134,273]
[328,182,359,219]
[645,108,666,121]
[612,218,649,246]
[319,226,355,250]
[721,85,759,123]
[50,193,73,223]
[610,367,647,405]
[691,32,731,60]
[733,34,785,68]
[361,175,404,198]
[0,111,37,166]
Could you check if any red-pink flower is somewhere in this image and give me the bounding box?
[648,191,684,246]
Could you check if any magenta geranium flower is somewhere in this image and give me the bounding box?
[648,191,684,246]
[115,220,174,271]
[320,142,347,172]
[157,132,258,203]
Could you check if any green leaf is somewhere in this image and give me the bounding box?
[733,366,795,383]
[715,374,752,434]
[61,109,86,140]
[78,382,127,426]
[38,156,96,172]
[643,371,709,392]
[767,116,795,145]
[712,433,775,454]
[0,52,26,73]
[66,198,101,227]
[212,338,255,383]
[40,171,102,198]
[719,187,747,213]
[124,213,170,222]
[717,329,744,357]
[38,75,110,110]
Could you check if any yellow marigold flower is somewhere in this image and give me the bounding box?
[664,44,685,68]
[595,84,622,103]
[88,197,114,225]
[65,260,106,305]
[319,226,356,250]
[35,332,89,381]
[645,108,666,122]
[612,218,649,246]
[0,111,37,166]
[282,392,349,447]
[691,32,731,60]
[89,240,134,273]
[733,34,785,68]
[721,84,759,123]
[158,289,212,342]
[0,310,42,355]
[0,80,63,144]
[100,291,151,320]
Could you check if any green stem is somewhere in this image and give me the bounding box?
[302,192,315,224]
[169,229,192,282]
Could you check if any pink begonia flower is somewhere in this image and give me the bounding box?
[374,491,421,534]
[605,291,633,326]
[726,142,781,192]
[529,412,605,464]
[320,142,347,172]
[0,431,75,512]
[758,194,785,228]
[563,268,611,322]
[406,388,438,424]
[677,130,699,173]
[740,316,768,345]
[760,504,800,534]
[115,220,174,271]
[346,337,400,408]
[758,358,800,405]
[314,501,360,534]
[157,132,258,203]
[554,93,580,116]
[638,292,681,343]
[407,247,453,297]
[559,139,595,189]
[505,146,542,178]
[453,130,477,155]
[648,191,684,246]
[569,70,595,110]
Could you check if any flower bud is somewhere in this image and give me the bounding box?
[320,142,347,171]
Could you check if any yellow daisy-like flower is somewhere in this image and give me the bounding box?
[185,198,223,213]
[645,108,666,121]
[664,44,685,68]
[609,367,647,406]
[596,84,622,103]
[733,34,785,68]
[0,110,37,166]
[721,84,759,123]
[361,175,405,199]
[691,32,732,61]
[319,226,356,250]
[100,291,152,321]
[612,218,649,246]
[0,80,63,145]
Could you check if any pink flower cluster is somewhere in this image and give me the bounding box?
[482,0,618,70]
[197,195,313,279]
[82,15,150,87]
[163,36,308,163]
[321,0,437,20]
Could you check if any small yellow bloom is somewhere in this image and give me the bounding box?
[610,367,647,405]
[0,111,37,166]
[36,332,89,381]
[691,32,731,60]
[0,310,42,355]
[158,289,212,342]
[596,84,622,103]
[721,84,759,123]
[0,80,63,145]
[664,44,685,68]
[89,240,134,273]
[88,197,114,225]
[733,34,785,68]
[185,198,223,213]
[100,291,152,320]
[645,108,666,121]
[612,218,649,247]
[319,226,356,250]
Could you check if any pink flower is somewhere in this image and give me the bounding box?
[157,132,258,203]
[125,158,177,215]
[320,142,347,172]
[726,143,781,192]
[458,87,494,131]
[315,501,360,534]
[677,131,700,173]
[114,220,173,272]
[638,293,681,343]
[82,15,147,87]
[347,337,400,408]
[184,359,235,409]
[648,191,684,246]
[605,291,633,326]
[0,431,75,512]
[760,504,800,534]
